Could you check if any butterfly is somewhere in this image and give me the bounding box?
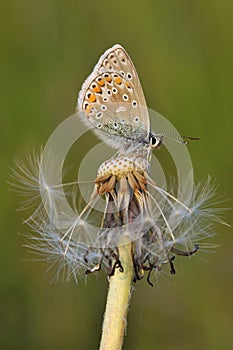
[77,44,161,152]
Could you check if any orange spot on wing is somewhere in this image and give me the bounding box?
[85,104,93,114]
[88,93,97,102]
[98,79,105,86]
[114,77,122,85]
[93,86,102,93]
[125,82,131,88]
[105,76,112,83]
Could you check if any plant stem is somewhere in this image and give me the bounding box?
[99,242,133,350]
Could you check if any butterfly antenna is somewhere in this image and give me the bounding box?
[158,133,200,145]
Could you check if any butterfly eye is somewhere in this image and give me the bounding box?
[149,134,162,148]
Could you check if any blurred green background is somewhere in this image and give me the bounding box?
[1,0,233,349]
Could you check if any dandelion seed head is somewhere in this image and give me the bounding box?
[12,140,227,284]
[97,152,149,179]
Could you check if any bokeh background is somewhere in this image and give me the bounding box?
[1,1,233,349]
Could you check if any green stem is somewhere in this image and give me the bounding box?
[99,243,133,350]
